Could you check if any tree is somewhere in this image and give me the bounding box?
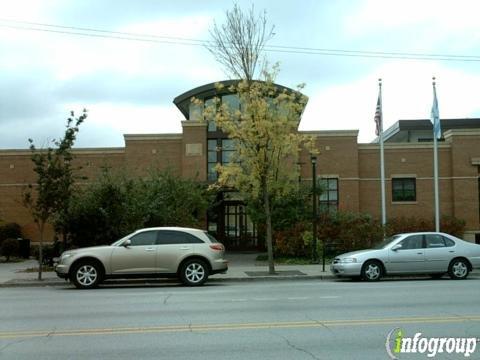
[66,169,211,248]
[23,110,86,280]
[1,239,19,262]
[206,3,275,81]
[210,69,315,274]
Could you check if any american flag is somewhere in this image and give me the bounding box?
[374,92,382,136]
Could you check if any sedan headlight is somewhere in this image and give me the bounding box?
[339,258,357,263]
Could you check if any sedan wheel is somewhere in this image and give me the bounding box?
[71,261,102,289]
[362,261,382,281]
[448,259,469,280]
[180,259,209,286]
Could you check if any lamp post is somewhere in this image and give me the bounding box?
[311,155,318,263]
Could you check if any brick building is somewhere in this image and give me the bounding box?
[0,80,479,247]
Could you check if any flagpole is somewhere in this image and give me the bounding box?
[378,79,387,228]
[432,77,440,232]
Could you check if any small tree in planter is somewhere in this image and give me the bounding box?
[23,110,86,280]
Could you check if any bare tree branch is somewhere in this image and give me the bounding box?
[206,4,275,81]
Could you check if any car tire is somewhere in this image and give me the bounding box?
[361,260,383,281]
[448,258,470,280]
[71,260,103,289]
[180,259,209,286]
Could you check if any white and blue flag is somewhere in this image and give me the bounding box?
[430,83,441,140]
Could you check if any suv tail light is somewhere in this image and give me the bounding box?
[209,244,224,251]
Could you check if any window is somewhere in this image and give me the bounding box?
[208,140,218,181]
[129,231,157,246]
[319,178,338,212]
[222,94,240,117]
[157,230,204,245]
[189,102,203,121]
[392,178,416,202]
[207,139,237,181]
[205,98,217,132]
[221,139,235,163]
[399,235,423,250]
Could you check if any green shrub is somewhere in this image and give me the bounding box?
[386,215,466,238]
[317,212,383,254]
[1,238,20,261]
[274,223,309,257]
[0,223,22,246]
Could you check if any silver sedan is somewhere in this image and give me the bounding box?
[330,232,480,281]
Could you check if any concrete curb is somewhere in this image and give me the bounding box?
[0,274,333,288]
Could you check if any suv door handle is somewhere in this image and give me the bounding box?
[145,248,155,251]
[180,247,191,250]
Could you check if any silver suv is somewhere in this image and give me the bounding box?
[55,227,228,289]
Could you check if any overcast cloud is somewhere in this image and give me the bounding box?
[1,0,480,149]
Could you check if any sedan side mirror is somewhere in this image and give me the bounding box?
[391,244,402,251]
[123,239,131,247]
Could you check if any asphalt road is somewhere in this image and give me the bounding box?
[1,277,480,359]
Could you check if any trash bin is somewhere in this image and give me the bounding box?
[17,238,30,259]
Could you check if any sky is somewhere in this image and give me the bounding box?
[1,0,480,149]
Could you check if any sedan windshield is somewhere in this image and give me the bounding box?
[373,235,402,249]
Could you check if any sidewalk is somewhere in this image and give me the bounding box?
[0,254,333,287]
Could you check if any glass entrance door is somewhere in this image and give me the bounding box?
[223,203,257,250]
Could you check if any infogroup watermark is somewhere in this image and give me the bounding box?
[386,328,478,359]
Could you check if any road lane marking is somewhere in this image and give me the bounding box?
[1,315,480,339]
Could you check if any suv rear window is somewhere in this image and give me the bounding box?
[205,232,220,243]
[156,230,204,245]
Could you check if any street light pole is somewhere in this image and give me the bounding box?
[311,155,318,263]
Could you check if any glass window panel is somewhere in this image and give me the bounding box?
[205,98,216,119]
[157,231,204,245]
[426,234,445,248]
[444,237,455,247]
[208,140,217,151]
[222,94,240,114]
[208,151,217,162]
[328,179,338,190]
[400,235,423,250]
[208,120,217,132]
[404,181,415,190]
[329,190,338,201]
[222,139,235,150]
[208,163,217,181]
[393,181,403,190]
[222,151,234,163]
[392,178,416,202]
[189,102,203,121]
[319,193,328,201]
[130,231,157,246]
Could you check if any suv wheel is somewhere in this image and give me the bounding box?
[71,260,102,289]
[180,259,209,286]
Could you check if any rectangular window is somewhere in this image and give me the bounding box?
[207,140,218,181]
[222,94,240,117]
[319,178,339,212]
[189,102,203,121]
[205,98,217,132]
[221,139,235,164]
[392,178,416,202]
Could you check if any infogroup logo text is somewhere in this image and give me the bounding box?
[386,328,478,359]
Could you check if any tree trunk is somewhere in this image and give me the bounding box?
[263,182,275,274]
[38,223,44,281]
